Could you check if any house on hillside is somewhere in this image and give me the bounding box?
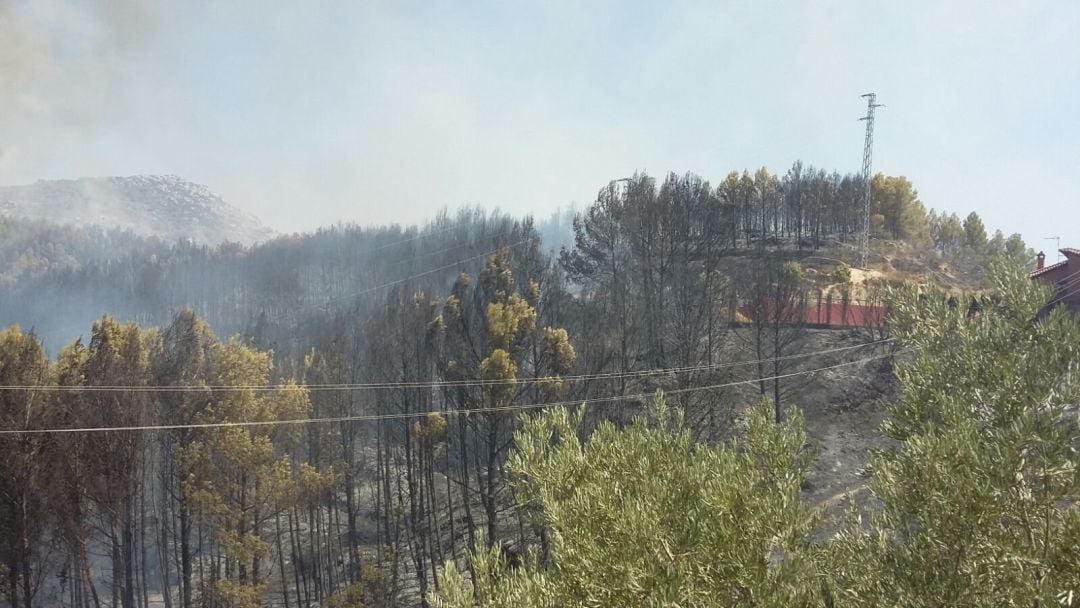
[1031,248,1080,310]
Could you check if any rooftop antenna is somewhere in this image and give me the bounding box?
[857,93,885,268]
[1045,236,1061,262]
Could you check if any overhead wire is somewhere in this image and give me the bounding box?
[381,229,516,269]
[1042,266,1080,308]
[337,219,505,256]
[0,349,905,435]
[15,230,531,340]
[365,222,470,253]
[0,338,893,393]
[269,236,536,322]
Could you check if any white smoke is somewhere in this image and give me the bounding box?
[0,0,174,130]
[0,2,48,126]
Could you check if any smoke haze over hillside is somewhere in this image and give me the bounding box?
[0,175,273,244]
[0,1,1076,244]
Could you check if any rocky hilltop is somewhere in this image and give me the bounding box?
[0,175,274,245]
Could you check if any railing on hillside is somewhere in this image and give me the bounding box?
[732,293,889,331]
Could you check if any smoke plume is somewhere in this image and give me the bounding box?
[0,0,173,131]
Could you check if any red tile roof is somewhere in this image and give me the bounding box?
[1031,259,1068,277]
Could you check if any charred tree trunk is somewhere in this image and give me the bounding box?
[179,498,192,608]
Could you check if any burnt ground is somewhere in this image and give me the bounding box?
[267,330,907,606]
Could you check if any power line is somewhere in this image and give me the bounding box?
[269,237,535,323]
[0,350,903,435]
[365,222,471,254]
[0,339,893,392]
[344,219,510,257]
[1043,267,1080,308]
[380,229,516,271]
[1028,263,1080,309]
[19,234,533,340]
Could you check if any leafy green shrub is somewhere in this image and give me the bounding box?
[434,396,821,607]
[821,264,1080,605]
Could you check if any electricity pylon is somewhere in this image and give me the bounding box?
[858,93,884,268]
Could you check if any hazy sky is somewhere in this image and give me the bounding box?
[1,1,1077,247]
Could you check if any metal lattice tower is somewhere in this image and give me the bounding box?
[858,93,884,268]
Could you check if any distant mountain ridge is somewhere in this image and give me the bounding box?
[0,175,274,245]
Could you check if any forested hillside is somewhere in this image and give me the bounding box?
[0,167,1057,608]
[1,166,1028,357]
[0,215,159,286]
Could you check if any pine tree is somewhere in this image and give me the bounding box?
[78,316,157,608]
[440,247,575,560]
[962,211,988,253]
[0,327,53,608]
[154,309,218,608]
[181,339,314,607]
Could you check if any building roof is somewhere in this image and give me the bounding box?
[1061,247,1080,258]
[1031,259,1068,278]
